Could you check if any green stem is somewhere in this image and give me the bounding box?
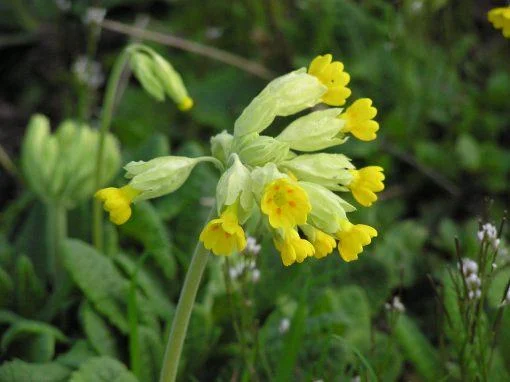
[159,207,215,382]
[92,48,131,251]
[46,203,68,283]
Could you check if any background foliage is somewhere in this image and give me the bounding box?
[0,0,509,381]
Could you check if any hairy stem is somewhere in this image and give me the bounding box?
[159,207,215,382]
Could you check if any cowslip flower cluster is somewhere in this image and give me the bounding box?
[488,7,510,38]
[96,54,385,266]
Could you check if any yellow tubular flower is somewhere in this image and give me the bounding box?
[178,96,194,111]
[348,166,385,207]
[275,229,315,266]
[339,98,379,141]
[261,178,311,229]
[95,185,141,225]
[308,54,351,106]
[336,220,377,262]
[488,7,510,38]
[199,204,247,256]
[309,229,337,259]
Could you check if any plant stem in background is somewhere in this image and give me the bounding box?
[46,203,67,283]
[92,49,131,251]
[159,207,215,382]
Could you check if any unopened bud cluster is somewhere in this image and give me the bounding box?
[459,258,481,300]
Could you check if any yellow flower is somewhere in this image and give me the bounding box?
[95,185,141,225]
[274,229,315,266]
[261,177,311,229]
[348,166,385,207]
[488,7,510,38]
[309,228,336,259]
[199,204,247,256]
[336,220,377,262]
[308,54,351,106]
[178,96,194,111]
[339,98,379,141]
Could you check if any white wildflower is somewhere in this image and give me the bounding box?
[245,236,261,255]
[73,56,104,89]
[251,269,261,283]
[279,318,290,334]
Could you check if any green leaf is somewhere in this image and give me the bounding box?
[69,356,138,382]
[114,253,174,319]
[455,134,480,171]
[56,340,97,369]
[120,201,176,279]
[15,255,45,317]
[274,282,308,382]
[0,359,71,382]
[0,266,14,308]
[137,326,164,382]
[80,302,120,358]
[394,315,442,380]
[63,239,130,333]
[1,320,68,362]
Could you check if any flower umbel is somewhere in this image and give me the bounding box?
[336,220,377,262]
[199,204,247,256]
[348,166,385,207]
[339,98,379,141]
[488,7,510,38]
[95,185,140,225]
[308,54,351,106]
[261,177,311,229]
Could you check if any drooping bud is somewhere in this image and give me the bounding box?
[210,130,233,165]
[299,182,355,234]
[279,153,354,190]
[215,154,254,222]
[234,68,327,136]
[130,52,166,101]
[276,108,347,152]
[124,156,211,201]
[235,133,290,167]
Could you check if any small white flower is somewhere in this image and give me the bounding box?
[229,267,239,280]
[279,318,290,334]
[251,269,261,283]
[465,273,481,289]
[468,290,481,300]
[72,56,104,89]
[460,258,478,276]
[245,236,262,255]
[83,7,107,25]
[392,296,405,313]
[492,263,498,270]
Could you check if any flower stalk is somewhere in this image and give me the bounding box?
[159,207,215,382]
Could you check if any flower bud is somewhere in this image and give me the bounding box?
[210,130,233,165]
[151,52,193,111]
[279,153,354,190]
[236,133,290,167]
[125,156,208,201]
[234,69,326,136]
[276,108,347,152]
[21,115,120,207]
[299,182,355,234]
[216,154,254,222]
[130,52,165,101]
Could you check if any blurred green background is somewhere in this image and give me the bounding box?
[0,0,509,381]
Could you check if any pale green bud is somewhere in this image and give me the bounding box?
[210,130,233,165]
[279,153,354,191]
[250,163,287,201]
[235,133,290,167]
[216,154,254,223]
[125,156,212,201]
[299,182,355,234]
[151,52,193,111]
[130,52,165,101]
[21,114,58,203]
[21,115,121,207]
[276,108,347,152]
[234,69,327,136]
